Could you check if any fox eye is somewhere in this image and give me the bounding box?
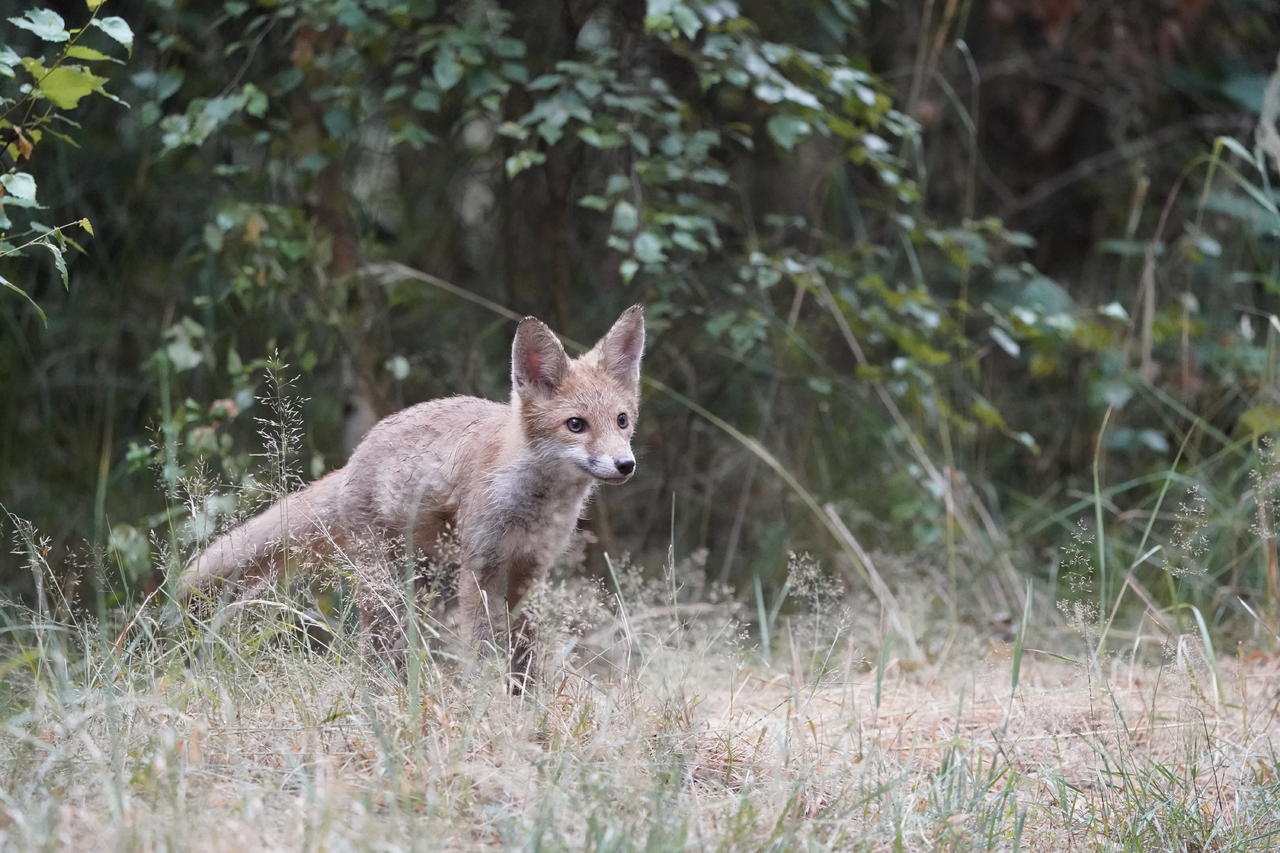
[617,413,629,429]
[566,417,587,433]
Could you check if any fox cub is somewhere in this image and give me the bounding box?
[180,306,645,684]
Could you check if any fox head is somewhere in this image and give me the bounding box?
[511,305,645,484]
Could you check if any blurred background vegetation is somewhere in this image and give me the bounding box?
[3,0,1279,645]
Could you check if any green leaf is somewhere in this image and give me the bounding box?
[496,121,527,140]
[500,62,528,84]
[671,4,702,39]
[108,523,152,580]
[807,377,832,395]
[0,172,38,205]
[527,74,561,91]
[504,150,546,179]
[41,240,69,289]
[1221,73,1267,114]
[0,273,48,326]
[19,56,49,79]
[388,122,436,149]
[578,127,624,149]
[91,16,133,49]
[1098,302,1128,321]
[689,167,728,185]
[0,45,20,77]
[166,339,202,371]
[434,46,462,91]
[611,201,638,233]
[766,114,810,151]
[705,310,737,338]
[8,9,70,42]
[1138,429,1169,453]
[1191,233,1221,259]
[971,397,1008,430]
[633,231,665,263]
[989,326,1020,357]
[1095,380,1133,409]
[411,88,440,112]
[1096,239,1153,257]
[164,320,205,371]
[87,0,107,8]
[1241,406,1280,437]
[38,65,109,109]
[322,107,353,140]
[386,355,410,380]
[671,230,702,252]
[493,37,525,59]
[65,45,117,62]
[1013,274,1074,315]
[242,83,267,117]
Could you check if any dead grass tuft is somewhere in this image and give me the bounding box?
[3,579,1279,852]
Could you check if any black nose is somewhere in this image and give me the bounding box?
[616,459,636,476]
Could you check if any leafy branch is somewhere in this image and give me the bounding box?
[0,218,94,325]
[0,2,132,325]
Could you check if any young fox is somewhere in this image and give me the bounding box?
[180,306,645,681]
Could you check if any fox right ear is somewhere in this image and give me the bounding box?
[512,317,570,397]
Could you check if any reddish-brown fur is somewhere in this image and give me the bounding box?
[180,307,645,689]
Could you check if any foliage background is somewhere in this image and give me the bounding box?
[3,0,1279,639]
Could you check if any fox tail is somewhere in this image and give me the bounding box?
[177,471,344,606]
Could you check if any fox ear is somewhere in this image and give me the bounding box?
[591,305,645,388]
[512,317,570,397]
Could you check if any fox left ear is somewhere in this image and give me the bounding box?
[592,305,645,388]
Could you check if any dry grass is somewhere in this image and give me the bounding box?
[3,578,1279,853]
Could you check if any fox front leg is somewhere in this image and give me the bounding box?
[458,559,501,658]
[458,551,542,692]
[504,553,543,692]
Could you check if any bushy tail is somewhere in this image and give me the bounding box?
[178,471,345,605]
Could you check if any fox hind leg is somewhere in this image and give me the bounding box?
[352,535,415,667]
